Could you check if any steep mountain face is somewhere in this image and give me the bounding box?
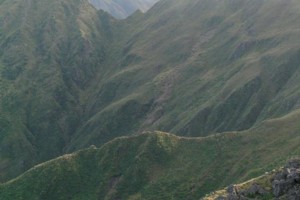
[88,0,159,19]
[1,109,300,199]
[69,0,300,150]
[0,0,116,181]
[0,0,300,186]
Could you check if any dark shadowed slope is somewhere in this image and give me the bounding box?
[0,0,116,181]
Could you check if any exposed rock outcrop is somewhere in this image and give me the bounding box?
[272,159,300,199]
[207,158,300,200]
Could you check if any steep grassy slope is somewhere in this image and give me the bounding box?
[1,110,300,199]
[1,0,300,184]
[0,0,116,181]
[88,0,159,19]
[70,0,300,150]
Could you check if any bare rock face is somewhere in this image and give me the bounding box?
[272,158,300,199]
[217,184,267,200]
[241,183,268,197]
[226,185,240,200]
[213,159,300,200]
[287,159,300,169]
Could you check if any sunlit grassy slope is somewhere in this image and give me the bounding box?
[1,109,300,199]
[69,0,300,150]
[1,0,300,183]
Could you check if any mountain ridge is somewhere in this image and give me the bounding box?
[70,0,300,150]
[0,0,300,191]
[1,109,300,199]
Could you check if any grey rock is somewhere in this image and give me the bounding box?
[287,168,300,183]
[215,159,300,200]
[227,185,237,195]
[226,185,240,200]
[273,179,290,197]
[227,194,239,200]
[286,159,300,169]
[273,170,288,181]
[286,185,300,200]
[272,159,300,198]
[244,183,268,196]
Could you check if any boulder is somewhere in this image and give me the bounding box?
[286,185,300,200]
[287,168,300,183]
[244,183,268,196]
[286,159,300,169]
[272,158,300,198]
[227,185,237,195]
[272,179,290,197]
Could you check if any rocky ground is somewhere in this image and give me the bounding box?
[205,158,300,200]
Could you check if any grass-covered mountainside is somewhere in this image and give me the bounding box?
[0,0,117,181]
[88,0,159,19]
[0,0,300,190]
[1,109,300,199]
[68,0,300,151]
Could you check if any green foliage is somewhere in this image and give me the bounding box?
[1,108,300,199]
[0,0,116,181]
[0,0,300,195]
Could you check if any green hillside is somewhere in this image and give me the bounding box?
[69,0,300,150]
[0,0,116,181]
[1,109,300,199]
[0,0,300,191]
